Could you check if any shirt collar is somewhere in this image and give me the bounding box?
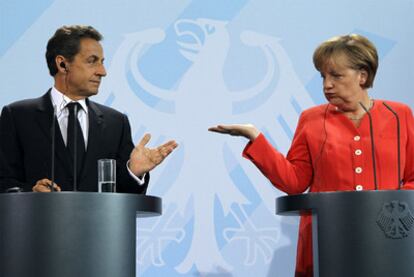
[50,87,88,114]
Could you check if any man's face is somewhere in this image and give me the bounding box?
[65,38,106,99]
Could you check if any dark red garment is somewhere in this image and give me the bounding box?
[243,100,414,276]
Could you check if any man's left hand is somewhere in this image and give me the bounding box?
[129,133,178,177]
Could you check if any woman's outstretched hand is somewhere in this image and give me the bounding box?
[208,124,260,141]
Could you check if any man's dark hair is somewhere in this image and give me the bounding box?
[46,25,103,76]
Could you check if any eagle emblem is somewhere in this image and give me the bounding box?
[377,200,414,239]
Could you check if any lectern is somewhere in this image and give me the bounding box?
[276,190,414,277]
[0,192,161,277]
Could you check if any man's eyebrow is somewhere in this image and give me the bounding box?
[87,55,104,62]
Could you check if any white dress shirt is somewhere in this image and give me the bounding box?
[50,87,89,147]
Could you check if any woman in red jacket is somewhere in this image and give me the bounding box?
[209,34,414,277]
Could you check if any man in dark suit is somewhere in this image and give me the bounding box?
[0,25,177,193]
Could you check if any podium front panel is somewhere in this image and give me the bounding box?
[276,190,414,277]
[0,192,161,277]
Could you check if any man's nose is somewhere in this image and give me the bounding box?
[97,64,107,77]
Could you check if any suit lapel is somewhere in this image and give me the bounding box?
[35,90,55,141]
[80,100,104,181]
[35,90,72,173]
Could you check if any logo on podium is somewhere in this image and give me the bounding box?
[377,200,414,239]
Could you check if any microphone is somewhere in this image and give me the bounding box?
[359,102,378,190]
[382,102,402,189]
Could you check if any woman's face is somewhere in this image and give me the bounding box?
[320,55,367,110]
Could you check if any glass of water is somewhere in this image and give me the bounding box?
[97,159,116,192]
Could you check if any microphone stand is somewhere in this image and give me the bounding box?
[72,104,78,191]
[50,106,57,192]
[382,102,402,189]
[359,102,378,190]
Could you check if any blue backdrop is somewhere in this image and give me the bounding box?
[1,0,413,276]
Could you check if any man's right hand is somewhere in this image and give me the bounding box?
[32,178,61,192]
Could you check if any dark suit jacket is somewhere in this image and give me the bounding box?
[0,90,148,193]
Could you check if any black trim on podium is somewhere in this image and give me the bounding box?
[0,192,161,277]
[276,190,414,277]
